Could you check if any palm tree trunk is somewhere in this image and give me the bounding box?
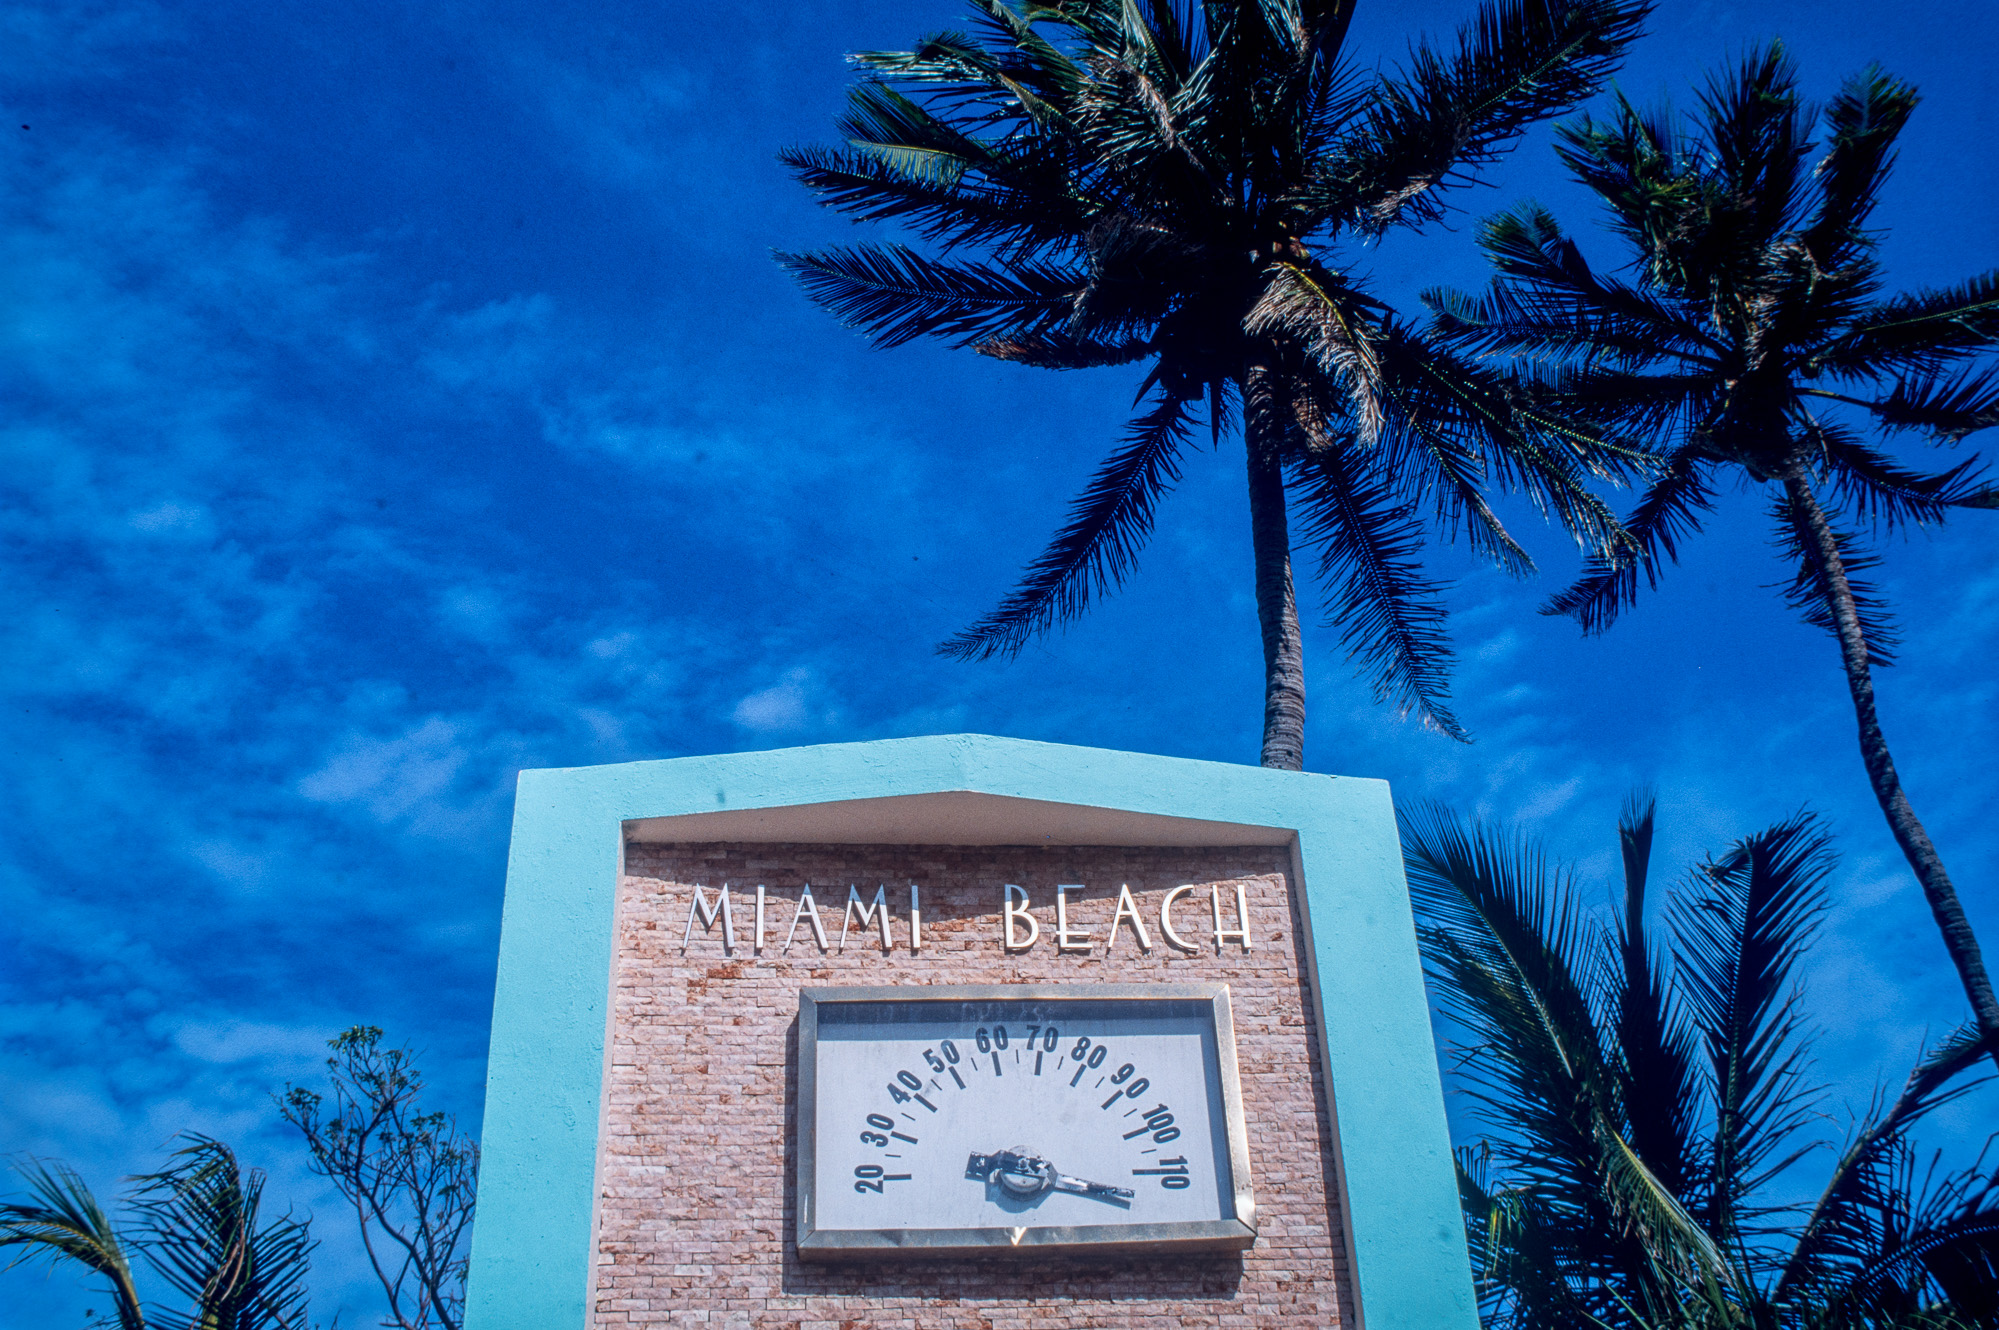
[1245,364,1306,771]
[1781,464,1999,1063]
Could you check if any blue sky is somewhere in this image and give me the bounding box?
[2,0,1995,1323]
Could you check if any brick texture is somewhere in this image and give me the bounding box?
[600,842,1353,1328]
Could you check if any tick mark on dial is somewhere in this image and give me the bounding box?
[1034,1051,1044,1076]
[914,1093,939,1112]
[991,1055,1003,1079]
[948,1067,966,1089]
[891,1131,918,1144]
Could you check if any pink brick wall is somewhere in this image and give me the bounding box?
[600,842,1353,1328]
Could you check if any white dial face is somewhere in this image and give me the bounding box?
[808,994,1241,1241]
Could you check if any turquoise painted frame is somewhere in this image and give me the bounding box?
[463,734,1475,1330]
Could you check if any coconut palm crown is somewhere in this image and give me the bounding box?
[0,1135,315,1330]
[1425,46,1999,1059]
[780,0,1652,767]
[1408,796,1999,1328]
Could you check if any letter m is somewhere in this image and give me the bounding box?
[841,884,895,951]
[682,884,735,954]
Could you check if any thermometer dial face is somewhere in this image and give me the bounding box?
[797,985,1256,1258]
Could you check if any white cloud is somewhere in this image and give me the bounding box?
[1513,776,1583,824]
[186,837,276,893]
[298,717,471,825]
[421,293,557,391]
[0,0,171,88]
[167,1020,327,1067]
[1474,628,1523,663]
[127,498,212,536]
[732,676,809,732]
[522,56,696,193]
[439,584,515,645]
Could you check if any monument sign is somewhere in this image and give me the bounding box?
[463,734,1475,1328]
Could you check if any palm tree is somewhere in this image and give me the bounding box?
[1406,795,1999,1328]
[1426,46,1999,1058]
[0,1135,316,1330]
[780,0,1652,769]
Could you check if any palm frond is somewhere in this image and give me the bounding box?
[1543,445,1715,634]
[1300,0,1362,63]
[0,1159,147,1330]
[1599,1130,1735,1297]
[1695,43,1813,260]
[1378,327,1642,565]
[1836,1202,1999,1325]
[1070,213,1203,335]
[1317,0,1650,233]
[1777,1022,1994,1305]
[1403,805,1608,1152]
[1425,794,1999,1325]
[1611,793,1701,1201]
[1170,0,1312,181]
[1263,316,1543,579]
[1380,397,1541,579]
[975,328,1152,368]
[1545,364,1721,443]
[1426,279,1710,373]
[835,78,1033,183]
[954,0,1094,100]
[1818,270,1999,377]
[1770,493,1901,666]
[1291,443,1466,739]
[1246,262,1390,442]
[1553,93,1708,295]
[856,15,1084,109]
[1799,66,1918,272]
[1404,806,1602,1059]
[1433,205,1720,365]
[779,144,1077,258]
[1863,365,1999,445]
[1408,805,1735,1308]
[1808,416,1996,527]
[1673,813,1832,1244]
[777,244,1081,348]
[940,386,1193,659]
[130,1135,314,1330]
[1457,1150,1598,1324]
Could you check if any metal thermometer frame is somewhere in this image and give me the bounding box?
[795,982,1258,1260]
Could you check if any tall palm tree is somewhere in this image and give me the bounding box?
[780,0,1652,769]
[1426,47,1999,1056]
[1407,795,1999,1328]
[0,1135,316,1330]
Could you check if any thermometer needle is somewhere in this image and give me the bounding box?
[965,1149,1136,1201]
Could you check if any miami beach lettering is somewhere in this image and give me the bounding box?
[676,882,1253,957]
